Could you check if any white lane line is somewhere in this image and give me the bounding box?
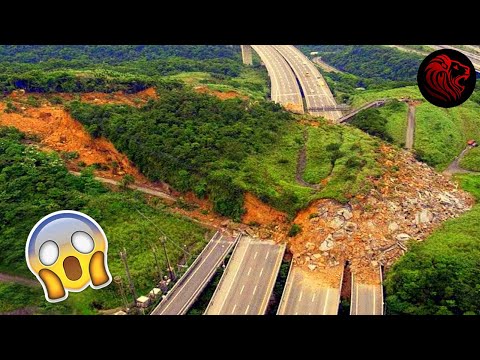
[231,304,237,314]
[244,305,250,315]
[298,291,303,302]
[254,251,258,260]
[159,233,224,314]
[265,251,269,260]
[247,267,252,276]
[253,285,258,295]
[259,268,264,278]
[240,285,245,295]
[323,288,330,315]
[311,293,316,303]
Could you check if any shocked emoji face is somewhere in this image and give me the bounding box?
[26,210,112,303]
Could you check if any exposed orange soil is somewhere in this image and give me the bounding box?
[0,102,151,184]
[193,86,247,100]
[10,88,158,107]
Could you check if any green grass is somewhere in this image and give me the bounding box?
[350,86,423,107]
[351,87,480,171]
[165,67,269,101]
[460,147,480,171]
[239,122,383,215]
[379,101,408,146]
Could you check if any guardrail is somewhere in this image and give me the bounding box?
[151,231,223,315]
[338,100,387,123]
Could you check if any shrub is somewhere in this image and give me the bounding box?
[288,224,302,237]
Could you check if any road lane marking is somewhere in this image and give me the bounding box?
[158,233,224,314]
[240,284,245,295]
[259,268,264,278]
[298,291,303,302]
[212,236,251,314]
[231,304,237,314]
[253,285,258,295]
[265,251,269,260]
[247,267,252,276]
[254,251,258,260]
[323,289,330,315]
[244,305,250,315]
[312,293,316,302]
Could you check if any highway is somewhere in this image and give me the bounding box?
[431,45,480,72]
[277,266,343,315]
[272,45,342,121]
[350,270,384,315]
[205,236,286,315]
[151,231,238,315]
[251,45,304,113]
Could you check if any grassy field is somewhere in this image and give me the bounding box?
[0,128,210,314]
[166,66,270,101]
[351,87,480,171]
[460,147,480,171]
[239,121,383,215]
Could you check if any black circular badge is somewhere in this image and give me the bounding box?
[417,48,476,108]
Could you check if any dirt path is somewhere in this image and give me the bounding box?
[443,146,480,175]
[295,130,321,189]
[69,171,177,202]
[405,103,416,150]
[0,273,38,287]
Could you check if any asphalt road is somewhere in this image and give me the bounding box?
[443,146,478,175]
[405,104,416,150]
[272,45,342,121]
[205,236,285,315]
[251,45,304,113]
[151,231,237,315]
[350,272,384,315]
[277,266,343,315]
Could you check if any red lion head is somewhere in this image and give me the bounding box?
[423,54,470,103]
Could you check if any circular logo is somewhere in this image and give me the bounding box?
[417,49,476,108]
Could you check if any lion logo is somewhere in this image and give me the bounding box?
[418,49,475,108]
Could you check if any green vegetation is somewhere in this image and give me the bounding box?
[460,147,480,171]
[288,224,302,237]
[385,174,480,315]
[349,86,480,171]
[0,127,209,314]
[298,45,422,82]
[350,108,393,142]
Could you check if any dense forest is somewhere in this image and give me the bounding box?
[298,45,422,82]
[68,87,292,220]
[0,126,208,314]
[0,45,240,63]
[0,45,243,94]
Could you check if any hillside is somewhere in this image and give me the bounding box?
[348,86,480,171]
[0,126,210,314]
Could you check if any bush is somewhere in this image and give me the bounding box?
[288,224,302,237]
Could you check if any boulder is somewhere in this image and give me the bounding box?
[319,235,335,251]
[388,222,399,233]
[305,242,315,251]
[344,222,358,232]
[415,209,433,224]
[332,229,346,240]
[308,264,317,271]
[396,233,411,241]
[312,253,322,259]
[330,216,345,229]
[337,208,353,220]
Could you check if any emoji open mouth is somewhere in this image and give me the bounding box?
[63,256,82,281]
